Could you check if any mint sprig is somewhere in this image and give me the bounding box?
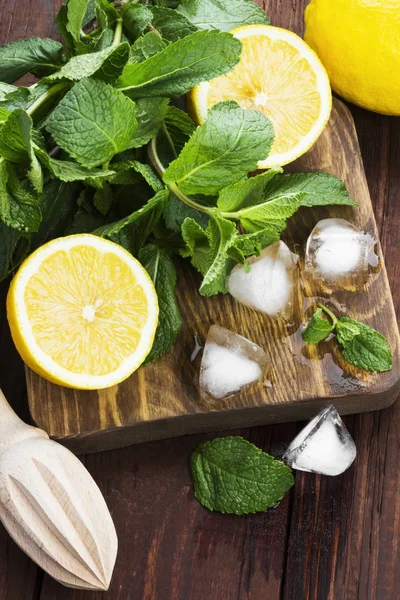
[0,0,358,364]
[190,436,294,515]
[302,304,393,373]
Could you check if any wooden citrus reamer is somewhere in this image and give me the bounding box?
[0,389,118,590]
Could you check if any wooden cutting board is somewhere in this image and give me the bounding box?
[26,98,400,454]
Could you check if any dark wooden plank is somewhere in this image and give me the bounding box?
[39,423,297,600]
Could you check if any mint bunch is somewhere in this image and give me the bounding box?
[0,0,356,362]
[190,436,294,515]
[302,304,393,373]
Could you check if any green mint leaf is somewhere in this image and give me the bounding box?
[0,108,31,163]
[164,101,274,196]
[164,194,208,233]
[233,226,280,257]
[181,215,237,295]
[121,3,153,41]
[95,0,118,29]
[302,308,335,344]
[110,160,163,192]
[0,82,17,100]
[117,30,242,98]
[31,179,81,249]
[34,144,115,182]
[178,0,270,32]
[94,189,168,254]
[217,168,283,212]
[64,0,91,53]
[128,32,168,64]
[150,6,198,41]
[0,222,21,281]
[67,208,106,235]
[127,97,169,149]
[236,192,305,230]
[139,244,182,364]
[93,182,113,215]
[56,5,76,55]
[336,317,393,373]
[0,107,10,123]
[259,172,357,208]
[153,105,196,168]
[46,78,137,168]
[46,43,130,83]
[0,162,41,232]
[0,38,64,83]
[0,109,43,192]
[190,436,294,515]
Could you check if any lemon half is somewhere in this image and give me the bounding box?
[188,24,332,168]
[7,235,159,390]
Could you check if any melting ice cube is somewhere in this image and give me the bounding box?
[283,405,356,476]
[305,218,378,290]
[199,325,270,401]
[227,241,300,319]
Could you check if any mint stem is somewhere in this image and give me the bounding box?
[162,122,178,159]
[26,82,68,117]
[112,18,123,46]
[318,303,338,327]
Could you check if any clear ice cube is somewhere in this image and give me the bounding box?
[283,405,356,476]
[227,241,300,319]
[199,325,270,402]
[305,218,378,291]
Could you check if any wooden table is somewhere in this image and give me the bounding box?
[0,1,399,598]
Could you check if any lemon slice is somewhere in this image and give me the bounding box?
[7,235,159,390]
[188,24,332,168]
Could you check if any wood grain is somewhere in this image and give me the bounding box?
[26,98,400,453]
[0,1,400,599]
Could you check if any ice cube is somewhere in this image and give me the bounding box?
[283,405,356,476]
[305,218,378,290]
[227,241,300,319]
[199,325,270,401]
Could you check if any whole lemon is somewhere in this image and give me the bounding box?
[304,0,400,115]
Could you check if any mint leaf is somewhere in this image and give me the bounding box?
[0,162,41,232]
[236,192,305,231]
[121,3,153,41]
[46,43,130,83]
[0,82,17,100]
[336,317,392,373]
[128,32,167,64]
[217,168,283,212]
[0,108,31,163]
[127,97,169,149]
[93,182,113,215]
[64,0,91,53]
[0,223,21,281]
[181,215,237,295]
[31,179,81,249]
[139,244,182,364]
[178,0,270,31]
[117,30,242,98]
[164,101,274,196]
[150,7,198,41]
[190,436,294,515]
[46,78,137,168]
[94,189,168,254]
[0,38,64,82]
[110,160,163,191]
[153,105,196,167]
[302,308,335,344]
[164,194,208,232]
[0,109,43,192]
[260,172,357,208]
[233,227,279,256]
[34,145,115,182]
